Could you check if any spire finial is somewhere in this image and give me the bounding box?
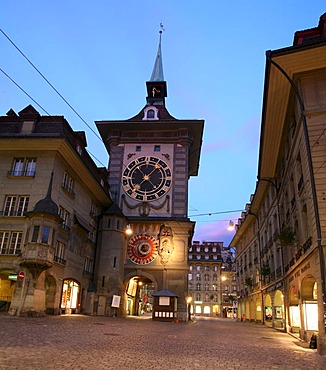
[159,23,165,35]
[150,24,165,82]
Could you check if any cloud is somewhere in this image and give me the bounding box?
[193,221,235,245]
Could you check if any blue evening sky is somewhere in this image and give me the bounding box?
[1,1,325,244]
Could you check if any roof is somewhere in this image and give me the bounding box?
[150,30,164,82]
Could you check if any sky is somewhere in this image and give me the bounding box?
[1,1,325,245]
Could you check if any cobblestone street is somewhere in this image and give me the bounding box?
[1,314,325,370]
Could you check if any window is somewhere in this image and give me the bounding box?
[196,283,201,291]
[204,274,210,281]
[59,206,70,231]
[31,226,40,242]
[55,241,66,264]
[0,231,22,255]
[62,172,74,196]
[136,145,142,152]
[204,284,210,291]
[147,109,155,119]
[3,195,29,216]
[154,145,160,152]
[84,258,93,275]
[196,273,201,281]
[41,226,50,244]
[11,158,36,177]
[196,293,201,301]
[31,225,51,244]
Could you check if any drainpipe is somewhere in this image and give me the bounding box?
[267,52,326,338]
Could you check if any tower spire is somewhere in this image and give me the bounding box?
[150,24,164,82]
[146,24,167,105]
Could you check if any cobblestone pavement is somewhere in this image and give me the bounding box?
[0,314,325,370]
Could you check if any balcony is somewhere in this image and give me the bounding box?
[20,243,55,277]
[54,255,66,265]
[59,223,71,232]
[61,183,75,198]
[7,170,36,178]
[0,210,27,217]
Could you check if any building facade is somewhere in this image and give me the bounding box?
[188,241,236,317]
[0,105,112,316]
[230,13,326,352]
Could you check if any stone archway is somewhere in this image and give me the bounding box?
[249,299,256,321]
[288,285,300,331]
[0,269,17,312]
[265,294,272,326]
[45,275,57,315]
[124,273,158,317]
[60,279,80,314]
[301,276,318,331]
[274,290,284,329]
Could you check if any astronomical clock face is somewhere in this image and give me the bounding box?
[127,234,158,265]
[122,156,172,202]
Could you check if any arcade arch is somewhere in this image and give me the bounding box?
[125,274,157,316]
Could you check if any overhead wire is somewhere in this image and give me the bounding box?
[0,28,215,244]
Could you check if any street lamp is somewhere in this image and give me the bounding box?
[186,296,192,322]
[227,220,235,231]
[125,224,133,236]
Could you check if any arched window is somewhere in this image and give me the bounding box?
[147,109,155,118]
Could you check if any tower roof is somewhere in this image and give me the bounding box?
[29,172,61,220]
[150,28,164,82]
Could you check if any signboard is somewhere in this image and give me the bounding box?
[18,271,25,281]
[111,295,121,308]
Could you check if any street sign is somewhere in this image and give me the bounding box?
[18,271,25,281]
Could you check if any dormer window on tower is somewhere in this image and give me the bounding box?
[143,106,159,121]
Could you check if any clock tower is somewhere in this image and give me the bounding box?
[96,30,204,320]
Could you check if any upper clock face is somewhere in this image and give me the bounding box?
[122,156,172,201]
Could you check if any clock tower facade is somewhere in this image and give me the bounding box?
[96,32,204,320]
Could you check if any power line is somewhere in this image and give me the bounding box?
[0,68,50,115]
[190,209,245,217]
[0,28,103,143]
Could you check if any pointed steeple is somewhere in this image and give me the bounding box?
[30,172,60,218]
[150,27,164,82]
[146,24,167,105]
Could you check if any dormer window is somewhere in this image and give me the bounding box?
[147,109,155,118]
[143,106,159,121]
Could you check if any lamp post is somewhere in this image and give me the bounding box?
[185,296,192,322]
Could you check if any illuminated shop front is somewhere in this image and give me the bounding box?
[61,279,80,314]
[301,277,318,332]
